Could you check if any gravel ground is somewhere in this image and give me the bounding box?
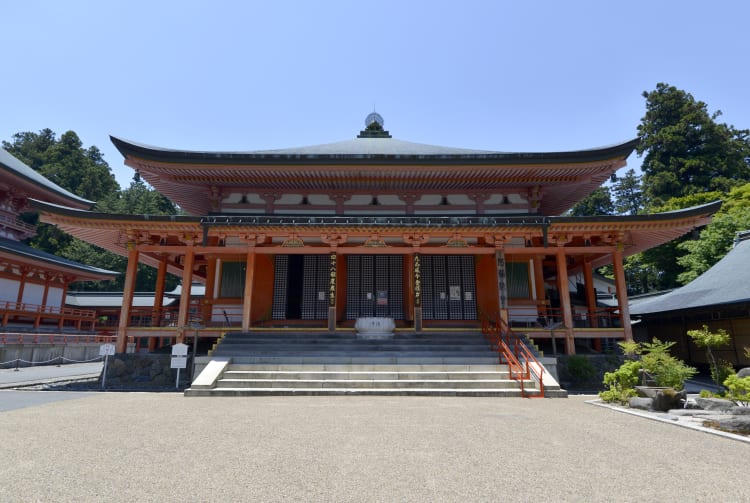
[0,393,748,502]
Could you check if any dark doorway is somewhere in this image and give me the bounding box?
[286,255,304,319]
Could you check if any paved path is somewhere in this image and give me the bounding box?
[0,392,747,502]
[0,361,102,389]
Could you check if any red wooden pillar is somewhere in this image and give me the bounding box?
[555,249,575,355]
[116,246,139,353]
[532,255,547,322]
[612,247,633,343]
[202,257,217,327]
[176,248,195,344]
[241,251,256,331]
[58,278,70,330]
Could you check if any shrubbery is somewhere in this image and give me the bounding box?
[599,338,696,404]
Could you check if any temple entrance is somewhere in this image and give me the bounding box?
[421,255,477,320]
[345,255,404,320]
[272,255,330,320]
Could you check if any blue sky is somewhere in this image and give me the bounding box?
[2,1,749,188]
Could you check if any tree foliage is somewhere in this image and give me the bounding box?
[637,83,750,207]
[676,183,750,284]
[622,84,750,293]
[5,129,179,291]
[568,186,614,216]
[611,168,643,216]
[687,325,732,387]
[3,129,119,201]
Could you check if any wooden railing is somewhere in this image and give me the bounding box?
[503,305,620,329]
[0,301,97,330]
[0,332,115,344]
[481,313,545,398]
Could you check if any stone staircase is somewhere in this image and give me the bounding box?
[185,331,565,397]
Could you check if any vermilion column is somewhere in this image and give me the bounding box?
[116,246,139,353]
[176,249,195,344]
[555,250,575,355]
[35,276,51,328]
[58,278,70,330]
[16,267,28,306]
[202,257,217,326]
[241,251,256,331]
[533,256,547,322]
[612,247,633,342]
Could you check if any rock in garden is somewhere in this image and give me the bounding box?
[707,416,750,434]
[652,389,686,412]
[695,397,735,412]
[629,397,653,410]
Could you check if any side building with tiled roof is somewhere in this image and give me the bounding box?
[0,146,117,333]
[630,230,750,367]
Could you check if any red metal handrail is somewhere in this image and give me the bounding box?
[481,312,545,398]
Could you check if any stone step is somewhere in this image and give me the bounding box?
[228,363,506,372]
[212,344,492,352]
[225,356,500,365]
[185,387,531,397]
[215,378,523,389]
[185,361,560,397]
[222,370,512,380]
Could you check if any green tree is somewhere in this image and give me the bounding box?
[97,174,177,215]
[4,130,121,263]
[687,325,732,387]
[637,83,750,207]
[568,186,614,216]
[3,129,119,201]
[611,168,643,215]
[676,183,750,284]
[5,130,179,292]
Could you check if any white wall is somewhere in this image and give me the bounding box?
[46,287,64,308]
[0,278,20,303]
[21,283,44,305]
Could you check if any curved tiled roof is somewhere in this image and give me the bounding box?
[111,135,639,165]
[0,236,117,280]
[630,231,750,315]
[0,147,93,208]
[110,135,639,216]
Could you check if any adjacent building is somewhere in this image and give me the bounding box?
[630,230,750,367]
[0,147,116,333]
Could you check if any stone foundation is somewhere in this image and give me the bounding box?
[103,354,191,390]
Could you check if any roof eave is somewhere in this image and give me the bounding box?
[110,136,640,166]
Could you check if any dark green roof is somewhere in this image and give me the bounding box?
[0,147,93,207]
[111,136,639,165]
[0,236,117,279]
[630,230,750,315]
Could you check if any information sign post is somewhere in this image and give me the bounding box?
[99,343,115,390]
[171,343,189,389]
